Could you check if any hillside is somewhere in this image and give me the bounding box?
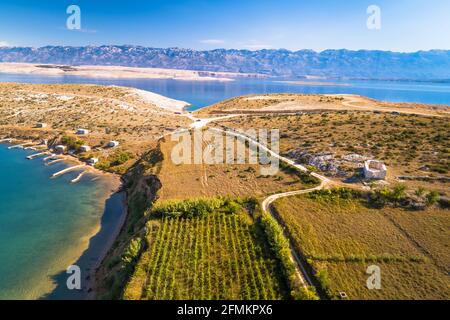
[1,46,450,80]
[0,83,191,173]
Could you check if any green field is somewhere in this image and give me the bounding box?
[124,199,286,300]
[272,190,450,300]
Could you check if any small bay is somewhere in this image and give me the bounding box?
[0,144,122,299]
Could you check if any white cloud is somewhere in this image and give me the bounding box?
[239,40,272,50]
[200,39,225,45]
[0,41,10,47]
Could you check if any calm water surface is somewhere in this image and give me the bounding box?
[0,73,449,109]
[0,144,121,299]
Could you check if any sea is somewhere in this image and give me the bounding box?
[0,144,123,299]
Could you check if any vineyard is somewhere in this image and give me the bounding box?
[124,199,286,300]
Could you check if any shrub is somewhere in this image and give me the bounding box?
[225,200,242,214]
[294,286,320,300]
[121,237,142,272]
[152,197,226,218]
[61,135,85,151]
[315,268,332,297]
[415,187,426,198]
[279,162,320,185]
[110,152,133,166]
[390,184,407,204]
[259,213,303,299]
[426,191,440,206]
[308,188,360,202]
[369,185,407,208]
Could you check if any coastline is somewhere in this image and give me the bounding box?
[87,190,128,300]
[276,80,351,86]
[0,62,238,82]
[0,139,127,299]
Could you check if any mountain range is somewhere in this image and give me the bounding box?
[1,46,450,80]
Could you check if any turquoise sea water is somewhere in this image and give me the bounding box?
[0,144,122,299]
[0,73,449,109]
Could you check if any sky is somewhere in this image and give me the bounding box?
[0,0,449,52]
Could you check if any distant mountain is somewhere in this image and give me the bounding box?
[1,45,450,80]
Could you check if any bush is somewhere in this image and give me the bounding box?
[225,200,242,214]
[121,237,142,272]
[279,162,320,185]
[308,188,360,202]
[369,184,407,208]
[315,268,332,297]
[294,286,319,300]
[259,212,303,299]
[415,187,426,198]
[97,151,134,171]
[152,197,226,219]
[61,135,85,151]
[110,152,133,166]
[390,184,407,204]
[426,191,440,206]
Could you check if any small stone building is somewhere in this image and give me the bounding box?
[76,128,89,135]
[54,145,66,154]
[79,145,91,152]
[36,123,47,128]
[363,160,387,180]
[87,157,98,165]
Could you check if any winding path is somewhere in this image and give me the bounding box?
[185,118,331,288]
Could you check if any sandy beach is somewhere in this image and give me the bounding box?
[129,87,191,112]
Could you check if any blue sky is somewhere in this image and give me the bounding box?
[0,0,449,52]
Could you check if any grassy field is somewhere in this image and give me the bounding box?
[123,199,286,300]
[219,111,449,194]
[272,192,450,299]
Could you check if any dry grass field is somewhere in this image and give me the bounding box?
[272,194,450,299]
[197,93,449,117]
[154,132,311,200]
[217,111,449,195]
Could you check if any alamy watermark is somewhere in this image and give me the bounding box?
[367,5,381,30]
[66,264,81,290]
[366,265,381,290]
[170,128,280,176]
[66,5,81,30]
